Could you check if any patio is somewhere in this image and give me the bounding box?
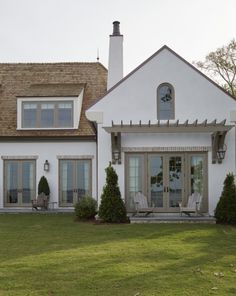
[129,213,216,224]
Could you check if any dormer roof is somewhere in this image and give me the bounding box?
[0,62,107,138]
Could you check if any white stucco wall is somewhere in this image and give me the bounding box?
[0,141,96,209]
[89,48,236,124]
[96,126,235,215]
[88,47,236,215]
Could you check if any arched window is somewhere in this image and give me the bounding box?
[157,83,175,120]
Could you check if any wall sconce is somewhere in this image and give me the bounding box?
[44,160,50,172]
[217,144,227,162]
[111,132,121,164]
[113,149,120,164]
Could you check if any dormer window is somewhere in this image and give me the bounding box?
[157,83,175,120]
[22,101,73,128]
[17,91,84,130]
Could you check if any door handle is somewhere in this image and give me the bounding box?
[163,187,169,193]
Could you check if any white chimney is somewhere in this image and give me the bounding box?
[107,21,123,90]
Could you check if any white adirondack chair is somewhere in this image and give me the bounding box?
[179,192,202,216]
[133,192,154,216]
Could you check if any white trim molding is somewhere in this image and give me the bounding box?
[122,146,211,152]
[17,90,84,130]
[57,155,94,159]
[1,155,39,159]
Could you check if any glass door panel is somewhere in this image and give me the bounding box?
[6,162,18,204]
[149,155,164,207]
[22,161,35,204]
[127,155,144,210]
[5,160,36,206]
[168,156,182,208]
[76,160,90,202]
[60,160,74,205]
[190,156,204,195]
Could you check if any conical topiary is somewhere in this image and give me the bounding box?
[38,176,50,197]
[215,173,236,224]
[98,164,127,223]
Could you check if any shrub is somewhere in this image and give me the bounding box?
[98,164,127,223]
[38,176,50,196]
[215,173,236,224]
[75,196,97,220]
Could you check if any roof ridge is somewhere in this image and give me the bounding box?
[0,62,104,66]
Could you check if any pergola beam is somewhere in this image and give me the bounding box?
[104,119,233,134]
[105,120,233,165]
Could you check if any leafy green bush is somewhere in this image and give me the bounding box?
[38,176,50,196]
[75,196,97,220]
[215,173,236,224]
[98,164,127,223]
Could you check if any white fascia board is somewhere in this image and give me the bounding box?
[85,110,103,124]
[17,92,84,130]
[75,88,84,128]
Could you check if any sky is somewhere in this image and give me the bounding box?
[0,0,235,75]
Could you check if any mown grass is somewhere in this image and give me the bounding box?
[0,214,235,296]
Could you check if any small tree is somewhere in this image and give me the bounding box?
[215,173,236,224]
[38,176,50,197]
[99,164,127,223]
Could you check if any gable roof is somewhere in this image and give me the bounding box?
[89,45,235,110]
[0,62,107,138]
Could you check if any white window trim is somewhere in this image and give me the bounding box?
[1,156,38,159]
[17,90,84,130]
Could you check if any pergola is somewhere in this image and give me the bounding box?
[103,119,234,164]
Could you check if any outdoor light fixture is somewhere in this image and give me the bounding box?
[217,144,227,162]
[113,149,120,164]
[111,132,121,164]
[44,160,50,172]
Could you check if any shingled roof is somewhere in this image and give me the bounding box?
[0,62,107,138]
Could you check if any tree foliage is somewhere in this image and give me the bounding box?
[98,164,127,223]
[38,176,50,196]
[195,39,236,97]
[74,196,97,220]
[215,173,236,224]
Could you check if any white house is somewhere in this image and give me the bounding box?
[86,21,236,215]
[0,21,236,216]
[0,63,107,210]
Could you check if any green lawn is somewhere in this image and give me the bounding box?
[0,214,235,296]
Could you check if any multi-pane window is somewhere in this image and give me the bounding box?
[4,160,36,206]
[22,101,73,128]
[157,83,175,120]
[59,159,92,206]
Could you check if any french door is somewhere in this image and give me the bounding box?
[59,159,92,206]
[4,160,36,207]
[149,154,183,211]
[126,153,207,212]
